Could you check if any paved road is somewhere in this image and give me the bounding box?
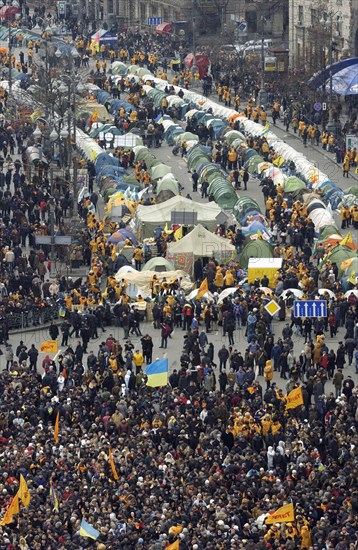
[2,45,357,392]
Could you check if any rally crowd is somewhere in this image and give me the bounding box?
[0,7,357,550]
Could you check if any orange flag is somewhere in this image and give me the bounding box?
[265,502,295,524]
[18,474,31,507]
[54,411,60,443]
[197,278,209,300]
[285,387,304,410]
[0,494,19,525]
[166,540,179,550]
[108,447,119,480]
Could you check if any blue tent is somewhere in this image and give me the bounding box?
[325,65,358,95]
[99,31,118,47]
[307,57,358,90]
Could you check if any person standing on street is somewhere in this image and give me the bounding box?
[28,344,39,372]
[242,168,249,190]
[192,170,199,192]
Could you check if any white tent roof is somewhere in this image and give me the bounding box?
[167,224,236,257]
[135,195,222,225]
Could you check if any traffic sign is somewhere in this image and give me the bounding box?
[314,102,322,111]
[58,1,66,17]
[322,103,327,111]
[148,17,162,25]
[294,300,327,318]
[265,299,280,317]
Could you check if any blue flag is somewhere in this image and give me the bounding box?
[80,518,100,540]
[155,113,164,124]
[146,358,169,387]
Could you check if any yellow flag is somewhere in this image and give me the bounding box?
[197,277,209,300]
[163,223,173,235]
[0,494,19,525]
[339,233,353,246]
[54,411,60,443]
[169,525,183,536]
[348,270,357,285]
[166,540,179,550]
[40,340,58,353]
[30,109,42,122]
[285,387,304,410]
[273,155,285,167]
[108,447,119,480]
[18,474,30,507]
[340,257,353,270]
[265,502,295,524]
[174,226,183,240]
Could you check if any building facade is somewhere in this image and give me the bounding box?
[87,0,193,30]
[228,0,288,40]
[92,0,288,37]
[288,0,358,71]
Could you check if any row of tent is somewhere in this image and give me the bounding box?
[124,64,358,275]
[124,66,351,218]
[85,86,183,210]
[0,24,78,55]
[125,65,350,206]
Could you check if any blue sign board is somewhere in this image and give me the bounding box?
[148,17,162,25]
[294,300,327,318]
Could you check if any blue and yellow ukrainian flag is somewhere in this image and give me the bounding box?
[155,113,164,124]
[80,519,100,540]
[260,123,270,136]
[50,484,59,512]
[146,358,169,387]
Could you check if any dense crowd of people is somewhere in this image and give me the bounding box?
[0,6,357,549]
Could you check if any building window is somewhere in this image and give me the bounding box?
[298,5,303,24]
[311,8,317,26]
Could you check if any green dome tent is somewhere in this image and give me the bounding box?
[284,176,307,193]
[208,176,238,210]
[345,185,358,198]
[142,257,176,272]
[239,239,274,269]
[320,246,358,276]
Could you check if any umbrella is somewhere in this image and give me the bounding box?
[280,288,304,299]
[217,287,238,304]
[318,288,335,298]
[344,290,358,299]
[258,287,273,296]
[187,288,215,302]
[108,229,138,245]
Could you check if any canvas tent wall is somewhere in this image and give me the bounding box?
[134,195,222,239]
[248,258,283,287]
[166,224,236,274]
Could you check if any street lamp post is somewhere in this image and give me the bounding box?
[55,48,84,217]
[320,11,341,135]
[33,119,69,277]
[258,15,268,107]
